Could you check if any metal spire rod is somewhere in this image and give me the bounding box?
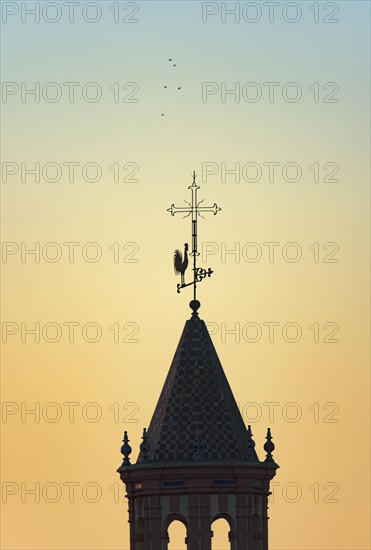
[168,171,221,301]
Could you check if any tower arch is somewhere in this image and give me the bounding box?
[165,514,188,550]
[211,514,234,550]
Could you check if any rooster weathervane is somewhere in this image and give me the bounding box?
[167,171,221,303]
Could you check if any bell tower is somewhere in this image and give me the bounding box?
[117,173,279,550]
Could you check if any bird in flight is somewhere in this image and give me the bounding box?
[162,59,181,116]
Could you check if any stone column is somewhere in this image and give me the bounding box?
[236,491,249,550]
[188,494,201,550]
[127,495,136,550]
[229,528,238,550]
[200,493,212,550]
[262,494,269,550]
[147,495,162,550]
[246,492,254,550]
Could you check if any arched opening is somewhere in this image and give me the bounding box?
[251,513,263,550]
[165,515,188,550]
[211,516,232,550]
[135,517,145,550]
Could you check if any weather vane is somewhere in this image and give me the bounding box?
[167,171,221,304]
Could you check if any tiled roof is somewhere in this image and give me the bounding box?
[138,313,259,463]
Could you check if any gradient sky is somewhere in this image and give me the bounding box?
[1,1,370,549]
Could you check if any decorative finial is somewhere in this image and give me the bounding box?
[139,428,150,462]
[193,425,204,461]
[246,425,257,461]
[247,425,256,448]
[264,428,275,463]
[189,299,201,316]
[168,171,221,300]
[120,431,132,467]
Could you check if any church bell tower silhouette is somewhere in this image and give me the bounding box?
[117,172,279,550]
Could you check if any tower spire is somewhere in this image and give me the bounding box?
[117,171,279,550]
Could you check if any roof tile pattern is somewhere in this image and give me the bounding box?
[138,315,259,463]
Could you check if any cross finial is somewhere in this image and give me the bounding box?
[168,171,221,306]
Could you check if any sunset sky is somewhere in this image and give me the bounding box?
[1,1,370,549]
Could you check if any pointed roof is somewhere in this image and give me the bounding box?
[138,311,259,464]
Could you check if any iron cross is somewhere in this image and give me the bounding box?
[167,171,221,299]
